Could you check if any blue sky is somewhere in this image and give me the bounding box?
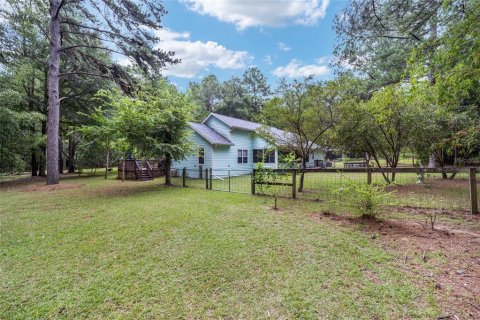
[150,0,348,90]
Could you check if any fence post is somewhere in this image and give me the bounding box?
[182,167,186,187]
[367,168,372,185]
[199,165,202,179]
[228,170,231,192]
[470,167,478,215]
[292,170,297,199]
[205,168,209,189]
[209,168,213,190]
[251,169,256,195]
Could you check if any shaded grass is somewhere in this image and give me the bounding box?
[1,175,438,319]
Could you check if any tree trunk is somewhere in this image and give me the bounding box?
[391,153,399,182]
[31,151,38,176]
[370,151,390,183]
[164,153,172,185]
[104,146,109,179]
[298,159,306,192]
[67,133,75,173]
[28,75,38,177]
[39,120,47,177]
[39,66,48,177]
[58,133,63,174]
[46,1,61,185]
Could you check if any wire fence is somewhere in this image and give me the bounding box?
[173,167,479,214]
[293,170,473,211]
[171,168,253,194]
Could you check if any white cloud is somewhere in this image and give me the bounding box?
[277,42,291,52]
[264,54,273,65]
[272,59,329,78]
[117,28,251,78]
[182,0,330,30]
[315,56,329,64]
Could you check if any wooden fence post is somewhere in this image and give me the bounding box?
[182,167,186,187]
[292,170,297,199]
[367,168,372,185]
[470,167,478,215]
[205,168,209,189]
[199,165,202,179]
[209,168,213,190]
[251,169,256,195]
[228,170,231,192]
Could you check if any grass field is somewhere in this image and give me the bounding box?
[0,173,442,319]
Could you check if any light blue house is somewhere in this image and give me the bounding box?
[174,113,325,177]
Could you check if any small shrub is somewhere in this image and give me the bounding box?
[255,162,281,209]
[334,178,393,218]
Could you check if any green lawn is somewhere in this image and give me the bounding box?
[1,175,439,319]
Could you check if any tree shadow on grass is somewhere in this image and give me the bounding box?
[310,210,480,319]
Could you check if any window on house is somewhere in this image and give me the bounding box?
[199,147,205,164]
[253,149,275,163]
[266,150,275,163]
[253,149,262,163]
[237,149,248,163]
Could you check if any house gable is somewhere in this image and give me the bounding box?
[202,116,232,141]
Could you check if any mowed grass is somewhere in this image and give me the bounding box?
[1,175,437,319]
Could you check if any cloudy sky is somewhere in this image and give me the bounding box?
[134,0,347,89]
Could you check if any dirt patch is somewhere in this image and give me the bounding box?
[385,178,471,198]
[388,205,471,216]
[311,212,480,319]
[22,183,82,192]
[262,205,285,213]
[386,206,480,232]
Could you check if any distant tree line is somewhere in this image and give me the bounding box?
[186,67,270,121]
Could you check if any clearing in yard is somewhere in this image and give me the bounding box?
[1,174,479,319]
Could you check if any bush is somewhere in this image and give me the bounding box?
[334,178,393,218]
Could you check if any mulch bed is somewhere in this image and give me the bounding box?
[311,211,480,319]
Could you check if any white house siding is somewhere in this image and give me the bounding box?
[305,150,325,168]
[211,129,253,176]
[173,133,213,178]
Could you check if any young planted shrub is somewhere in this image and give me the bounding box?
[255,162,280,209]
[334,178,393,218]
